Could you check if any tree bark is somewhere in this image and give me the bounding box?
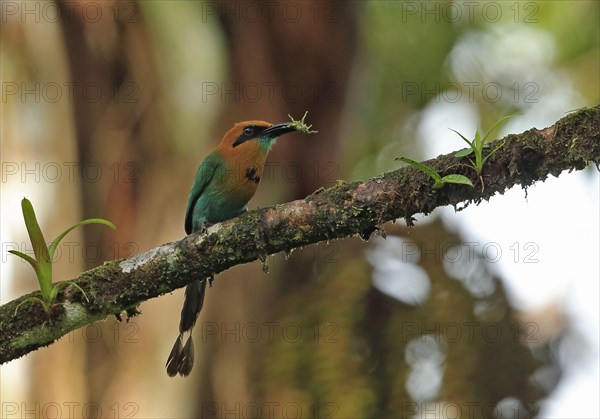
[1,105,598,364]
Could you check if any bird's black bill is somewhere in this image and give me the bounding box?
[261,122,298,137]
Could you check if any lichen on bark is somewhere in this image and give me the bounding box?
[1,105,598,364]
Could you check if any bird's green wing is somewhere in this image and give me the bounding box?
[184,152,222,234]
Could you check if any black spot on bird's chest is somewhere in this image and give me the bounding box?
[245,167,261,184]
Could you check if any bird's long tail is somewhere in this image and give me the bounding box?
[166,279,207,377]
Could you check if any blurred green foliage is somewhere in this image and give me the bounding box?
[348,1,598,181]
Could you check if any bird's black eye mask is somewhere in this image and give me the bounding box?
[232,125,267,148]
[232,122,298,147]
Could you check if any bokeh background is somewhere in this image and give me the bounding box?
[1,1,598,418]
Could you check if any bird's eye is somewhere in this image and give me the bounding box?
[243,127,254,136]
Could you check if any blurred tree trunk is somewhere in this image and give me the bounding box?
[202,1,360,416]
[215,1,358,192]
[57,0,167,408]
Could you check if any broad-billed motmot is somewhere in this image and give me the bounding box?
[166,116,315,377]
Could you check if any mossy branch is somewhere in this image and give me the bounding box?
[1,105,599,364]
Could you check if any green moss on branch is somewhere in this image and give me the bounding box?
[1,105,599,364]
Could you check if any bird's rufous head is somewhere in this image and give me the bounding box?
[219,120,299,150]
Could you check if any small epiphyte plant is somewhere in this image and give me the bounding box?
[451,115,516,178]
[396,157,473,190]
[9,197,116,314]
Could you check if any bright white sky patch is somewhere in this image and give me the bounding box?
[415,72,599,417]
